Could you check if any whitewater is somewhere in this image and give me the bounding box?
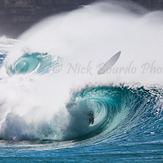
[0,1,162,162]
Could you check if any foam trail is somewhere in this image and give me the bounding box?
[0,1,162,141]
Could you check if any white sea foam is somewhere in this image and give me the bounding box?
[0,1,162,141]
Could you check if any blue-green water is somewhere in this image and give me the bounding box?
[0,51,162,162]
[0,3,163,161]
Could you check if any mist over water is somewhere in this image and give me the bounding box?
[0,2,162,158]
[3,2,163,82]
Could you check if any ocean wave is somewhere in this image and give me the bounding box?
[0,84,162,142]
[6,52,61,75]
[0,2,162,147]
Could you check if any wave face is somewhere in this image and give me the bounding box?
[6,53,61,75]
[0,72,162,142]
[0,1,163,162]
[66,85,162,141]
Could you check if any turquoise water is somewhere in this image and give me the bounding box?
[6,53,61,75]
[0,52,162,162]
[0,3,163,161]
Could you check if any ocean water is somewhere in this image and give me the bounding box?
[0,2,163,162]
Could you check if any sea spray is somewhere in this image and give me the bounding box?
[0,2,162,144]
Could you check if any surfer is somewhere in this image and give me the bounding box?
[88,111,94,125]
